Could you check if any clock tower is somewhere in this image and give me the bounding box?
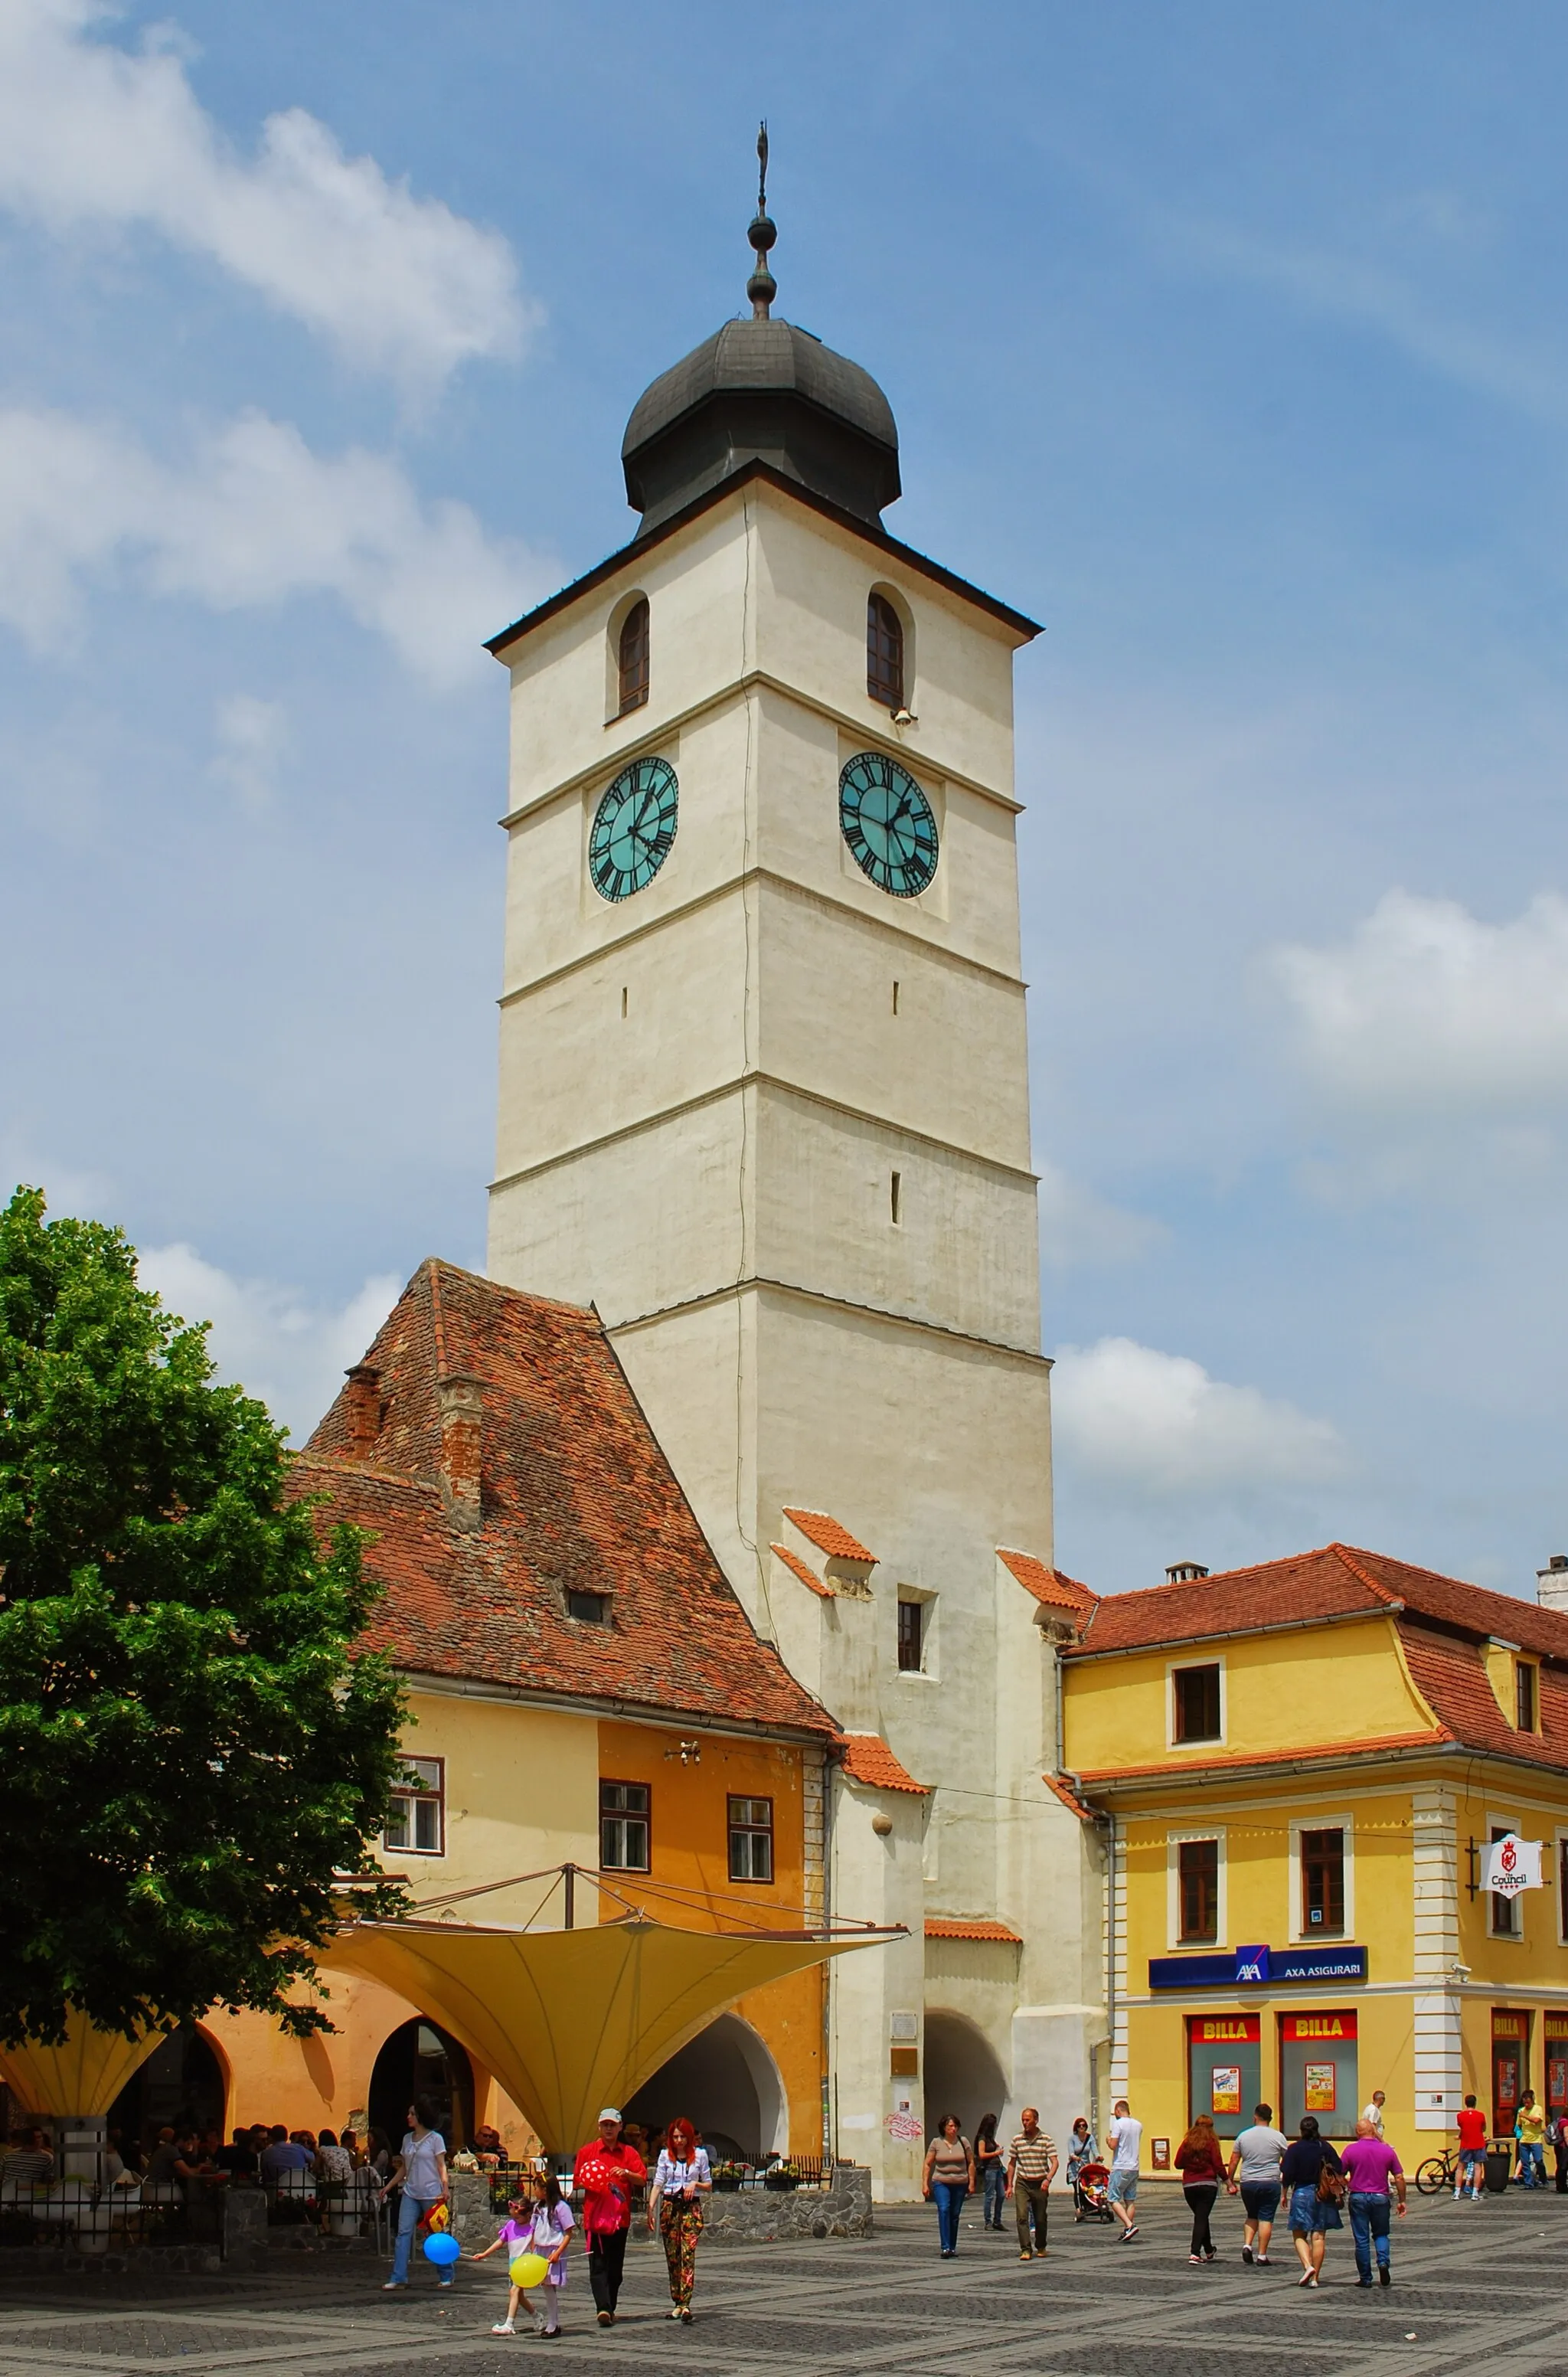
[484,152,1100,2192]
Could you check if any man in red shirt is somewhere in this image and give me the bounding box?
[573,2109,647,2327]
[1455,2095,1488,2202]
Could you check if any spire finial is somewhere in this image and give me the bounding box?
[746,118,776,321]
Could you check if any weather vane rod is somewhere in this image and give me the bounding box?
[747,119,777,321]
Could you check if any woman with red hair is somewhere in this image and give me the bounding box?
[647,2117,712,2322]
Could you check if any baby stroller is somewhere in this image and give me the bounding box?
[1073,2160,1115,2223]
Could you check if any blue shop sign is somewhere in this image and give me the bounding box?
[1148,1943,1367,1991]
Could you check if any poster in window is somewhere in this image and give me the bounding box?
[1304,2062,1337,2112]
[1210,2065,1242,2115]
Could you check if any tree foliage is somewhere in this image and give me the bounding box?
[0,1187,408,2048]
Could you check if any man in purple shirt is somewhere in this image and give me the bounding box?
[1339,2118,1406,2288]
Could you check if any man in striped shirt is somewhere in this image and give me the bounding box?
[1005,2110,1058,2259]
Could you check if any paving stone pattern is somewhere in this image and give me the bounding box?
[0,2190,1563,2377]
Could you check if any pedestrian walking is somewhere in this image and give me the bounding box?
[975,2114,1006,2232]
[1514,2090,1547,2187]
[648,2115,711,2323]
[1174,2113,1225,2263]
[1454,2095,1487,2201]
[1281,2115,1344,2289]
[1225,2101,1288,2264]
[1004,2107,1058,2260]
[1106,2100,1143,2240]
[379,2097,449,2291]
[1549,2109,1568,2195]
[1339,2117,1406,2290]
[572,2108,647,2327]
[473,2178,573,2338]
[922,2114,975,2258]
[1360,2088,1387,2137]
[1065,2117,1098,2217]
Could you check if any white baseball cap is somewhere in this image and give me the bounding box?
[597,2107,622,2124]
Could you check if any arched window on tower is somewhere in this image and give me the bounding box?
[617,597,650,715]
[867,592,904,710]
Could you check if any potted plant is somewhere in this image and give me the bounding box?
[763,2159,799,2193]
[710,2160,746,2192]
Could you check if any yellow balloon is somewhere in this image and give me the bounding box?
[509,2252,550,2290]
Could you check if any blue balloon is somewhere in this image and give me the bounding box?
[423,2229,461,2266]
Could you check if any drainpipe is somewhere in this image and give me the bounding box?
[1097,1809,1116,2135]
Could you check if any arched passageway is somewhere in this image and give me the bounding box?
[369,2018,475,2150]
[923,2009,1008,2140]
[106,2023,226,2150]
[624,2012,787,2163]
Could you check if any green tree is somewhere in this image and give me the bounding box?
[0,1187,408,2048]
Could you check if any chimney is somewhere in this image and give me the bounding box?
[1165,1559,1209,1585]
[1537,1554,1568,1614]
[343,1365,381,1458]
[437,1374,485,1532]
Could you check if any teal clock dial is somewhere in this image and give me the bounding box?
[838,751,939,898]
[589,756,678,901]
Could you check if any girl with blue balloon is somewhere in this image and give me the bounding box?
[473,2172,573,2338]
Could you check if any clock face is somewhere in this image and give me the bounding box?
[588,756,678,902]
[838,751,939,898]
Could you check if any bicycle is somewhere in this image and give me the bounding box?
[1415,2143,1459,2196]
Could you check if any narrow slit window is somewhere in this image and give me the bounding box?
[892,980,900,1014]
[620,986,628,1018]
[897,1597,923,1672]
[867,593,904,709]
[890,1170,902,1224]
[617,597,650,716]
[1517,1661,1537,1731]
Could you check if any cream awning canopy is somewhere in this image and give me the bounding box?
[0,2011,164,2119]
[329,1913,887,2153]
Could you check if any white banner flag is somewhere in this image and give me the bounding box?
[1485,1835,1543,1895]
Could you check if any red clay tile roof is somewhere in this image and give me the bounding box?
[1040,1771,1097,1821]
[924,1918,1023,1944]
[1072,1731,1444,1788]
[1397,1623,1568,1777]
[1065,1542,1568,1667]
[998,1548,1098,1618]
[836,1733,927,1793]
[783,1508,875,1565]
[770,1542,834,1597]
[289,1260,835,1740]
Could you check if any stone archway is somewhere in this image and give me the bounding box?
[923,2009,1008,2140]
[106,2022,227,2151]
[624,2011,788,2163]
[369,2018,475,2150]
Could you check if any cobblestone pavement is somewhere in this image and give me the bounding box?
[0,2190,1563,2377]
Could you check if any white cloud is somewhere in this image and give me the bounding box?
[0,404,544,685]
[1052,1336,1346,1496]
[1037,1161,1165,1267]
[211,692,287,813]
[137,1242,400,1442]
[0,0,529,392]
[1273,889,1568,1113]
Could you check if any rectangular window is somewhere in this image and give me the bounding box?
[1492,1824,1521,1937]
[1178,1839,1220,1943]
[566,1588,610,1625]
[728,1796,774,1883]
[385,1757,444,1855]
[897,1598,924,1672]
[600,1780,650,1872]
[1560,1839,1568,1944]
[1173,1663,1222,1744]
[1301,1828,1345,1933]
[1517,1661,1537,1731]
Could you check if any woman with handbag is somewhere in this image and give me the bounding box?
[1280,2115,1344,2290]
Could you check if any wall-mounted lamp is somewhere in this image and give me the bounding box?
[665,1739,702,1765]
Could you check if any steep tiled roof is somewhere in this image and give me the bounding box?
[783,1508,875,1565]
[836,1732,927,1793]
[771,1542,834,1597]
[998,1547,1098,1618]
[290,1260,835,1739]
[924,1917,1022,1944]
[1397,1623,1568,1776]
[1066,1542,1568,1666]
[1040,1770,1096,1821]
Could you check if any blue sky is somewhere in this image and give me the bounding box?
[5,1,1568,1599]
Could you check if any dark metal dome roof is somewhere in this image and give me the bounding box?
[622,316,900,536]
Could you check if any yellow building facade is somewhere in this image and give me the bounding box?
[1061,1544,1568,2170]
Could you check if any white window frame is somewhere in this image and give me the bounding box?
[385,1755,445,1858]
[1167,1826,1227,1952]
[1288,1812,1354,1944]
[1488,1811,1524,1941]
[1167,1654,1227,1751]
